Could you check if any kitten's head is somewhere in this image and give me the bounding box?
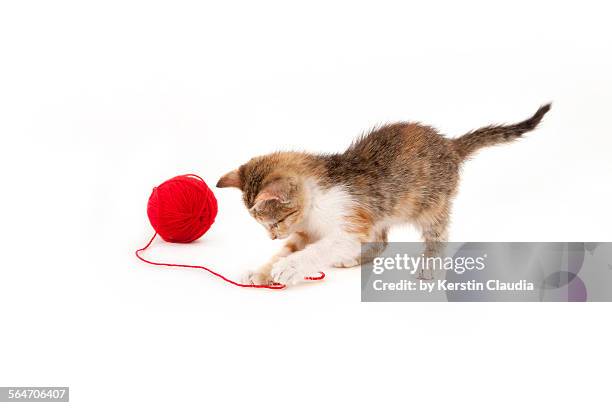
[216,154,306,239]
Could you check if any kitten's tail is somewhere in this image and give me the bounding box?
[452,103,551,160]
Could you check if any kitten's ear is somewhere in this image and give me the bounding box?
[252,178,295,209]
[216,169,241,189]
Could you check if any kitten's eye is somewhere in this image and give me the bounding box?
[276,210,298,225]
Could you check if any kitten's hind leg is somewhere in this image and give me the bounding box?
[416,206,450,280]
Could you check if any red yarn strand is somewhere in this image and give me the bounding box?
[135,233,325,290]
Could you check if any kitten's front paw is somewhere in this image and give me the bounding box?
[333,258,360,268]
[241,269,273,286]
[270,257,308,286]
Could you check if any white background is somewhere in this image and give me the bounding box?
[1,1,611,407]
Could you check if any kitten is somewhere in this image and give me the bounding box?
[217,104,551,285]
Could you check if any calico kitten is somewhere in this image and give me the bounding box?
[217,104,551,285]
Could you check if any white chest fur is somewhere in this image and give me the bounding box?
[300,179,355,240]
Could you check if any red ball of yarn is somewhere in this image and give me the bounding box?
[147,174,218,243]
